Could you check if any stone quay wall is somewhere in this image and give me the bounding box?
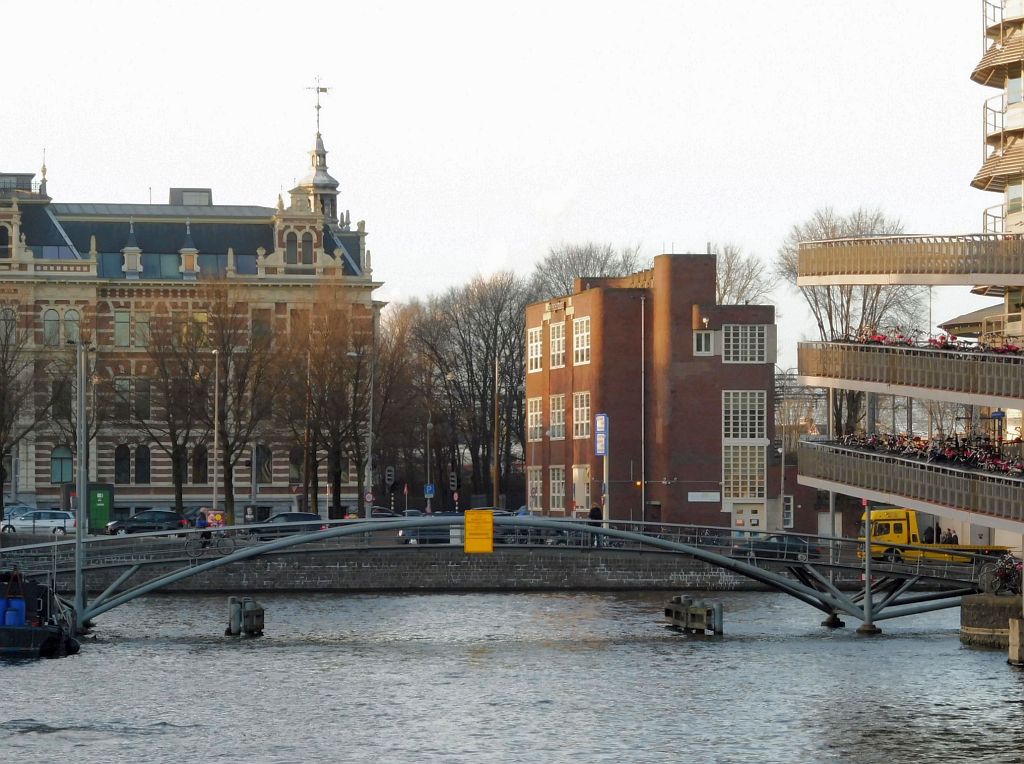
[960,594,1023,648]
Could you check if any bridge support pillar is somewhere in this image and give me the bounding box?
[821,611,846,629]
[856,622,882,635]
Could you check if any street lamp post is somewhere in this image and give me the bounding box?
[212,348,219,516]
[426,419,433,513]
[73,339,89,631]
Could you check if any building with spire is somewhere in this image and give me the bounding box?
[0,124,382,520]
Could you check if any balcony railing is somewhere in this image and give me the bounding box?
[797,341,1024,405]
[797,234,1024,286]
[798,441,1024,524]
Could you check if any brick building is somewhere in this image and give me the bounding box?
[523,253,779,530]
[0,127,380,518]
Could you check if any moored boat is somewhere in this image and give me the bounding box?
[0,569,79,659]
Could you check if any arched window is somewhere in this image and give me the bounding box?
[50,445,72,484]
[0,307,16,342]
[114,444,131,484]
[43,309,60,346]
[301,233,314,265]
[0,227,9,259]
[135,445,151,484]
[64,309,80,344]
[288,444,304,485]
[192,444,208,484]
[285,233,298,265]
[255,443,272,485]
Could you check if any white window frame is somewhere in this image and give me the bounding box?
[549,394,565,440]
[573,391,591,439]
[573,317,591,365]
[550,322,565,368]
[549,466,565,512]
[528,466,543,511]
[527,397,543,442]
[722,390,767,440]
[723,324,767,364]
[527,327,543,373]
[694,330,713,356]
[782,495,794,529]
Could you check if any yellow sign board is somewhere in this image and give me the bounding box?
[464,510,494,554]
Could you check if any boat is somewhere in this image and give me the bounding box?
[0,569,80,659]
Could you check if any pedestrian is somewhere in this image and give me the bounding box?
[940,528,952,544]
[950,529,959,545]
[588,505,603,548]
[922,525,934,544]
[197,510,211,548]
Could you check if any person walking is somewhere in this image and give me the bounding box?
[588,505,603,548]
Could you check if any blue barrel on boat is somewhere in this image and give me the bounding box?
[4,598,26,626]
[0,597,6,617]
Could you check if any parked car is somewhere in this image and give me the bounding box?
[730,533,821,562]
[106,509,187,535]
[2,509,76,535]
[2,504,35,523]
[371,507,400,519]
[398,511,459,544]
[251,512,324,540]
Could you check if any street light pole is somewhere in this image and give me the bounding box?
[426,419,433,513]
[212,348,219,515]
[73,339,89,632]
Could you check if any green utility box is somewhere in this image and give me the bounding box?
[61,482,115,532]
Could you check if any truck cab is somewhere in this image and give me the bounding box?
[858,507,1007,563]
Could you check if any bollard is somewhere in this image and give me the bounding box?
[226,597,242,636]
[665,595,723,635]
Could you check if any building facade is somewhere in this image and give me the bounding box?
[0,129,380,519]
[795,0,1024,546]
[523,254,778,530]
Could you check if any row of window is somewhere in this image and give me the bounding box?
[48,443,351,486]
[526,391,590,441]
[527,317,590,372]
[525,465,590,512]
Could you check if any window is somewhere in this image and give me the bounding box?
[722,325,767,363]
[252,309,272,341]
[782,495,794,529]
[549,466,565,512]
[1010,62,1023,105]
[694,330,713,356]
[573,317,591,365]
[549,394,565,440]
[285,233,298,265]
[114,378,131,421]
[50,446,72,484]
[1009,180,1024,216]
[527,466,543,511]
[192,444,208,484]
[0,227,8,258]
[527,397,543,442]
[0,307,15,341]
[255,444,273,484]
[301,233,314,265]
[134,379,151,420]
[573,391,591,439]
[289,444,304,484]
[722,444,766,499]
[53,379,72,420]
[64,309,80,344]
[43,309,60,346]
[136,312,150,347]
[527,327,542,373]
[114,310,130,347]
[550,322,565,368]
[135,445,151,484]
[573,464,591,512]
[114,444,131,484]
[192,312,208,345]
[722,391,767,440]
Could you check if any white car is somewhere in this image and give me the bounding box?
[1,509,76,535]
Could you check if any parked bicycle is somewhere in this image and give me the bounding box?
[979,553,1023,595]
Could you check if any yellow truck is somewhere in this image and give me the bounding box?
[858,507,1008,564]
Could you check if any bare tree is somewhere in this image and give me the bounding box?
[775,207,926,435]
[530,242,646,300]
[0,304,62,512]
[711,242,777,305]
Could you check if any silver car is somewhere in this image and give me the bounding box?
[1,509,76,535]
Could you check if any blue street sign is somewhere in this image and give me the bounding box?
[595,413,608,456]
[424,483,435,498]
[992,410,1005,419]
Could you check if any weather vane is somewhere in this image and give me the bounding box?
[306,76,330,133]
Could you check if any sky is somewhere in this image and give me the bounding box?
[1,1,999,368]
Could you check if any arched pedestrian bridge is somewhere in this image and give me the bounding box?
[0,516,996,633]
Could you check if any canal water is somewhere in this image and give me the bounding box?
[2,591,1023,763]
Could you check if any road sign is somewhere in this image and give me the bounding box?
[861,498,868,507]
[403,483,408,496]
[453,491,459,501]
[365,492,374,503]
[595,413,608,456]
[424,483,435,499]
[385,466,395,486]
[464,510,494,554]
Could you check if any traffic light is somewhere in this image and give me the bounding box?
[449,470,459,492]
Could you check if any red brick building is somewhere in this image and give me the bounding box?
[524,253,779,530]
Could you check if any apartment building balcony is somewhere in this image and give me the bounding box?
[797,341,1024,409]
[796,234,1024,287]
[797,441,1024,532]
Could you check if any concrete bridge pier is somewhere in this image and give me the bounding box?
[821,611,846,628]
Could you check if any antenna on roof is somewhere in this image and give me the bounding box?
[306,76,331,133]
[149,187,152,204]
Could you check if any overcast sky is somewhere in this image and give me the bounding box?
[2,1,998,367]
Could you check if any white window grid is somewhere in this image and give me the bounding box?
[550,322,566,368]
[722,324,766,363]
[722,391,767,440]
[722,444,766,499]
[782,495,794,529]
[527,397,543,442]
[550,466,565,511]
[574,465,591,511]
[549,394,565,440]
[527,327,543,373]
[573,317,591,365]
[694,330,713,356]
[528,467,544,511]
[573,391,591,439]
